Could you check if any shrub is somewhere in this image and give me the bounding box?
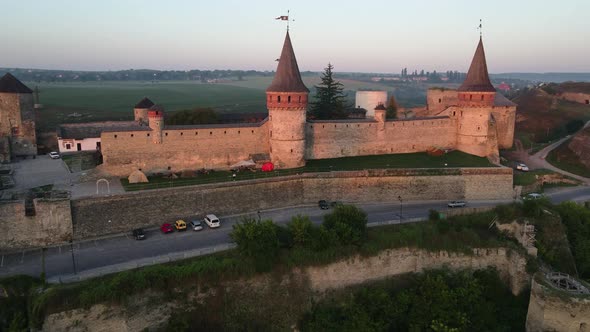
[428,209,440,221]
[230,218,280,271]
[288,215,314,246]
[323,205,368,246]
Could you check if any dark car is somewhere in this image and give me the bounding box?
[132,228,146,240]
[318,200,329,210]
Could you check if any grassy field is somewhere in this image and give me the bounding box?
[547,139,590,178]
[32,80,267,130]
[121,151,494,191]
[32,76,438,131]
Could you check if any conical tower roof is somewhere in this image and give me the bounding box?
[0,73,33,93]
[134,97,155,109]
[458,37,495,92]
[266,31,309,93]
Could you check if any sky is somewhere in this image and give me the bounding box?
[1,0,589,73]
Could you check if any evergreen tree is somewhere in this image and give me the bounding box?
[386,95,398,119]
[309,63,349,119]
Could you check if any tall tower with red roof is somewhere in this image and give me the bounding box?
[266,31,309,168]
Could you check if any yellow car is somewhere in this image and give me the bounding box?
[174,220,187,231]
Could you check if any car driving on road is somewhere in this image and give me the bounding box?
[318,200,329,210]
[522,193,543,200]
[516,163,529,172]
[447,201,467,208]
[49,152,61,159]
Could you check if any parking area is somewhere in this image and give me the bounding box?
[10,155,73,190]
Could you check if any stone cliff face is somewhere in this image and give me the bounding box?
[568,127,590,169]
[526,277,590,332]
[43,247,530,331]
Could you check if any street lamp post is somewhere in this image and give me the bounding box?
[399,197,403,222]
[257,210,261,221]
[69,240,77,275]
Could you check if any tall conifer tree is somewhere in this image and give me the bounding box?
[309,63,349,119]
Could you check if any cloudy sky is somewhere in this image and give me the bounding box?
[1,0,588,73]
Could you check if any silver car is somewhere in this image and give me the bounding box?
[189,220,203,231]
[447,201,467,208]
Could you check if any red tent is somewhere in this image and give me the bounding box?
[261,162,274,172]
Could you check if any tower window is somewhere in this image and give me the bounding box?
[180,132,183,136]
[131,134,134,137]
[438,98,442,103]
[147,133,150,137]
[238,130,240,134]
[165,132,168,136]
[299,96,302,102]
[269,95,272,102]
[277,96,281,103]
[288,96,291,103]
[469,95,473,101]
[481,95,484,101]
[195,132,198,135]
[114,135,117,138]
[290,149,293,153]
[224,131,226,134]
[453,111,456,116]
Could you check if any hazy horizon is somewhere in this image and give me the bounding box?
[1,0,589,73]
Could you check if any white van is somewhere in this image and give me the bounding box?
[204,214,221,228]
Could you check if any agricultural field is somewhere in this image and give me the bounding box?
[31,76,438,131]
[31,80,266,131]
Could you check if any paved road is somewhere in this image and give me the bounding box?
[2,188,589,281]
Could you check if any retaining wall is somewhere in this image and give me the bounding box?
[71,168,513,239]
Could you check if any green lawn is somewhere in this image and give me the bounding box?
[121,151,494,191]
[62,152,99,172]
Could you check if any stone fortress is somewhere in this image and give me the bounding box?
[97,32,516,176]
[0,73,37,163]
[0,32,516,176]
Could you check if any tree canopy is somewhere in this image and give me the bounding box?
[309,63,350,119]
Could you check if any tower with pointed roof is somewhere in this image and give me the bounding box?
[266,31,309,168]
[457,37,496,107]
[0,73,37,162]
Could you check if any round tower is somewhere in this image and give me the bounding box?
[457,36,496,107]
[267,31,309,169]
[134,97,154,125]
[148,105,164,144]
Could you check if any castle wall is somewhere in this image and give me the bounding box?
[70,168,513,239]
[305,117,456,160]
[492,106,516,149]
[561,92,590,105]
[426,89,459,113]
[0,197,73,249]
[100,121,270,176]
[449,106,494,157]
[0,93,37,158]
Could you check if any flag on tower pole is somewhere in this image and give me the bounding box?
[276,15,288,20]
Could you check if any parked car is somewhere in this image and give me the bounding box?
[447,201,467,208]
[160,223,174,234]
[49,152,60,159]
[318,200,329,210]
[204,214,220,228]
[132,228,146,240]
[516,163,529,172]
[522,193,543,200]
[175,219,187,231]
[189,220,203,231]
